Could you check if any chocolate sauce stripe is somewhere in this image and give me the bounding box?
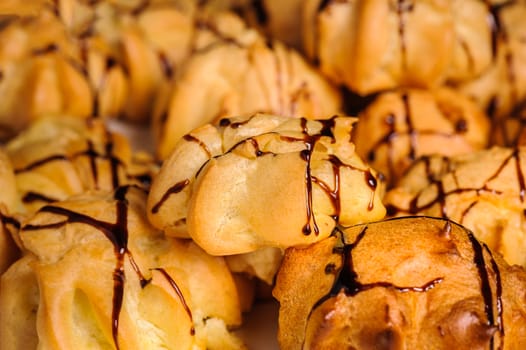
[0,212,21,230]
[304,222,444,349]
[151,178,190,214]
[390,148,525,216]
[20,187,167,350]
[308,217,504,348]
[14,138,126,191]
[152,268,195,335]
[183,134,213,159]
[396,0,414,74]
[484,245,505,349]
[14,147,125,174]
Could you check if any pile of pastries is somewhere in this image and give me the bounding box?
[1,0,526,349]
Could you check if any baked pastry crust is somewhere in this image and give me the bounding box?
[385,147,526,267]
[148,113,385,255]
[6,116,157,214]
[274,216,526,350]
[0,186,244,350]
[352,87,490,186]
[302,0,492,94]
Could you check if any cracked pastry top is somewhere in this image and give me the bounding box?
[147,113,385,255]
[352,87,490,186]
[0,186,245,350]
[385,146,526,267]
[273,216,526,350]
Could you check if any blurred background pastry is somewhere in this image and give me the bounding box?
[148,113,385,255]
[152,10,341,159]
[352,87,490,186]
[6,116,158,214]
[385,147,526,267]
[274,216,526,349]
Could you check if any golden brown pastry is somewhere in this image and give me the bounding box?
[352,87,490,186]
[148,113,385,255]
[302,0,493,95]
[0,0,197,124]
[457,0,526,138]
[385,146,526,267]
[152,11,342,159]
[0,186,245,350]
[82,0,196,122]
[0,11,92,139]
[6,116,158,214]
[274,216,526,350]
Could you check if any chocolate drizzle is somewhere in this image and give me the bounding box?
[328,226,442,298]
[486,247,504,349]
[387,148,526,224]
[152,268,195,335]
[32,43,59,56]
[22,191,59,204]
[151,179,190,214]
[304,224,443,346]
[14,129,125,191]
[401,93,417,161]
[467,232,504,349]
[301,219,506,348]
[0,212,21,231]
[301,144,316,235]
[14,154,68,173]
[158,51,174,79]
[483,0,521,132]
[153,116,380,236]
[395,0,415,72]
[194,19,245,51]
[183,134,212,158]
[23,186,195,348]
[299,117,334,235]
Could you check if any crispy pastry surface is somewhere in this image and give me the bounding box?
[148,113,385,255]
[385,147,526,267]
[274,216,526,350]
